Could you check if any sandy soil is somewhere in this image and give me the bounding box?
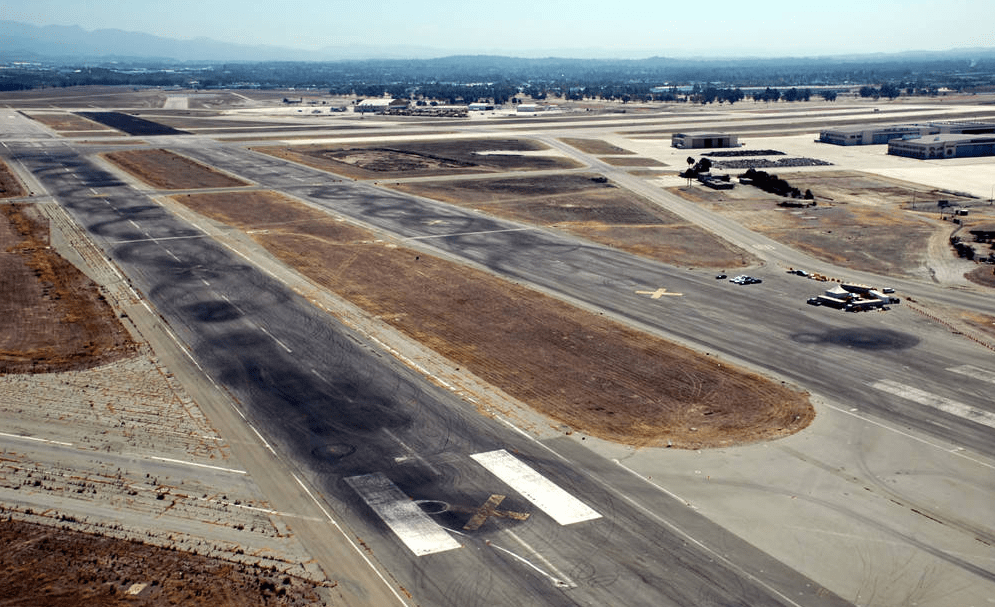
[102,149,249,190]
[0,203,137,373]
[171,189,813,449]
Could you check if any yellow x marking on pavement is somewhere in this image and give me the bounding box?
[636,287,683,299]
[462,494,530,531]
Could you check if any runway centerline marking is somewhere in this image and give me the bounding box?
[148,456,246,474]
[870,380,995,429]
[947,364,995,384]
[257,326,293,353]
[471,449,601,525]
[405,226,540,241]
[636,287,683,299]
[345,472,461,556]
[0,432,72,447]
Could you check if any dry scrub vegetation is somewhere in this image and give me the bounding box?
[172,190,813,448]
[0,203,136,373]
[103,149,249,190]
[0,519,326,607]
[667,170,971,277]
[0,160,27,198]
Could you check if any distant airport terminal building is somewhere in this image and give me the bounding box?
[671,132,739,149]
[819,121,995,146]
[888,134,995,159]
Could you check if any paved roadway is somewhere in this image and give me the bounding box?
[4,136,854,606]
[5,107,995,605]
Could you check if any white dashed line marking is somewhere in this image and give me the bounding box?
[148,456,246,474]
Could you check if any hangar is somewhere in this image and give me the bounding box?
[671,132,739,149]
[355,98,409,113]
[888,133,995,159]
[819,121,995,146]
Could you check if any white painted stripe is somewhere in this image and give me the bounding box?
[0,432,72,447]
[148,455,246,474]
[405,226,539,241]
[948,364,995,384]
[871,380,995,429]
[345,473,461,556]
[471,449,601,526]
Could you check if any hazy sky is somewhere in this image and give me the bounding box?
[1,0,992,58]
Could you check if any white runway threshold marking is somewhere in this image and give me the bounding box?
[948,364,995,384]
[471,450,601,526]
[345,472,462,556]
[871,380,995,429]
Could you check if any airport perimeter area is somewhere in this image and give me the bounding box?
[1,88,995,606]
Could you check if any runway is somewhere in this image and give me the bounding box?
[4,101,994,606]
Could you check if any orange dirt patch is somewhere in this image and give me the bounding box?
[0,160,27,198]
[390,174,753,269]
[0,203,137,373]
[560,138,635,155]
[965,264,995,288]
[24,112,115,133]
[598,156,666,167]
[172,190,813,448]
[102,149,249,190]
[0,519,325,607]
[254,138,581,180]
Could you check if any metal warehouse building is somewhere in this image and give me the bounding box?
[888,134,995,159]
[819,121,995,146]
[671,132,738,149]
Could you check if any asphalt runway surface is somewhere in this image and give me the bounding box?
[6,123,995,605]
[6,140,858,606]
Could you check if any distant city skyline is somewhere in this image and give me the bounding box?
[1,0,992,59]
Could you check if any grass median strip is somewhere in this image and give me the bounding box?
[171,190,814,448]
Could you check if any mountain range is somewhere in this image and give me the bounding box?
[2,20,993,64]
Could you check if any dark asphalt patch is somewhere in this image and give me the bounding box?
[791,328,920,350]
[76,112,189,136]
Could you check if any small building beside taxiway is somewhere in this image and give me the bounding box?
[671,132,739,149]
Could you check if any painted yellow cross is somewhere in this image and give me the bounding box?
[636,287,683,299]
[462,494,530,531]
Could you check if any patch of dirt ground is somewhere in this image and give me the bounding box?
[254,138,581,180]
[23,112,117,134]
[390,173,753,269]
[0,203,137,373]
[666,169,979,277]
[560,138,635,155]
[102,149,249,190]
[0,160,27,198]
[171,190,813,449]
[0,519,326,607]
